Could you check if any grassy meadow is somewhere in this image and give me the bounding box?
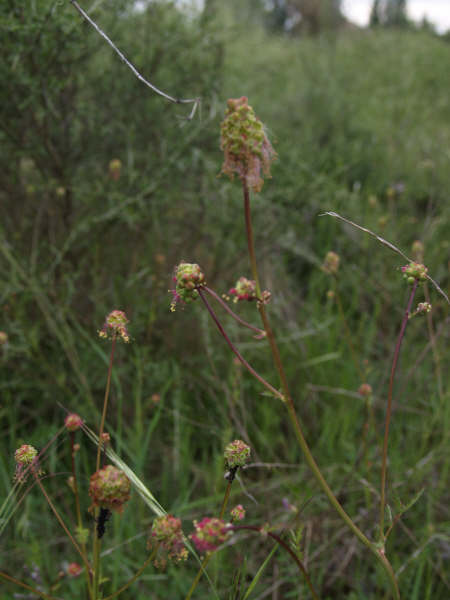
[0,1,449,598]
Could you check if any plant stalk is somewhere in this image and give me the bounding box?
[102,546,158,600]
[242,180,400,599]
[379,281,418,542]
[0,571,59,600]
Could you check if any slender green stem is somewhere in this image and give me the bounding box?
[94,335,117,599]
[34,472,92,577]
[333,277,364,380]
[379,281,418,542]
[203,285,265,337]
[70,432,93,599]
[0,571,59,600]
[241,180,400,599]
[198,289,283,401]
[230,525,320,600]
[102,547,158,600]
[185,481,234,600]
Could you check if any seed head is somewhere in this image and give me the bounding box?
[89,465,131,514]
[322,251,340,275]
[148,515,188,564]
[230,504,245,522]
[170,262,205,311]
[190,517,230,553]
[14,444,41,482]
[65,413,83,432]
[224,440,251,469]
[401,262,428,285]
[99,310,130,342]
[220,97,276,193]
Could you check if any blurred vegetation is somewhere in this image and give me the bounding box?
[0,1,449,598]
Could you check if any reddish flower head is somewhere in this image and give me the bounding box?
[230,504,245,522]
[148,515,188,564]
[65,413,83,432]
[358,383,373,397]
[229,277,257,302]
[14,444,41,482]
[224,440,251,469]
[99,310,130,342]
[89,465,131,514]
[190,517,230,553]
[67,562,82,577]
[220,97,276,193]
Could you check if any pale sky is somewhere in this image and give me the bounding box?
[342,0,450,33]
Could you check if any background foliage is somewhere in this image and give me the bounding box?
[1,0,449,598]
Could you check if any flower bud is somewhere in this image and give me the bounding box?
[401,262,428,284]
[230,504,245,522]
[0,331,9,346]
[65,413,83,432]
[229,277,257,302]
[224,440,251,469]
[99,310,130,342]
[220,97,276,193]
[67,563,82,577]
[322,251,340,275]
[190,517,230,553]
[170,262,205,311]
[358,383,373,397]
[14,444,41,482]
[89,465,131,514]
[109,159,122,180]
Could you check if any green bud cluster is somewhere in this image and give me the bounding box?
[401,262,428,285]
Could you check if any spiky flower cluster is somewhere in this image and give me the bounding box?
[224,440,251,469]
[14,444,41,482]
[230,504,245,522]
[410,302,432,319]
[229,277,257,302]
[65,413,83,432]
[190,517,230,553]
[89,465,131,514]
[148,515,188,565]
[99,310,130,342]
[322,251,340,275]
[401,262,428,285]
[220,97,276,193]
[358,383,373,397]
[170,262,205,311]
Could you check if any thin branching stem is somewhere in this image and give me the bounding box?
[203,286,265,337]
[242,181,400,599]
[0,571,59,600]
[69,1,200,119]
[185,481,234,600]
[34,472,92,576]
[230,525,320,600]
[379,281,418,542]
[198,288,283,400]
[102,546,158,600]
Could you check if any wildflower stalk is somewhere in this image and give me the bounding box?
[33,472,92,579]
[102,546,159,600]
[197,288,283,401]
[0,571,59,600]
[332,277,364,380]
[230,525,319,600]
[203,286,265,337]
[379,281,418,543]
[185,481,235,600]
[94,334,117,600]
[241,181,400,599]
[70,431,93,597]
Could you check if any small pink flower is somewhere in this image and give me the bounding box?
[190,517,230,553]
[358,383,373,397]
[230,504,245,522]
[99,310,130,342]
[65,413,83,432]
[67,562,82,577]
